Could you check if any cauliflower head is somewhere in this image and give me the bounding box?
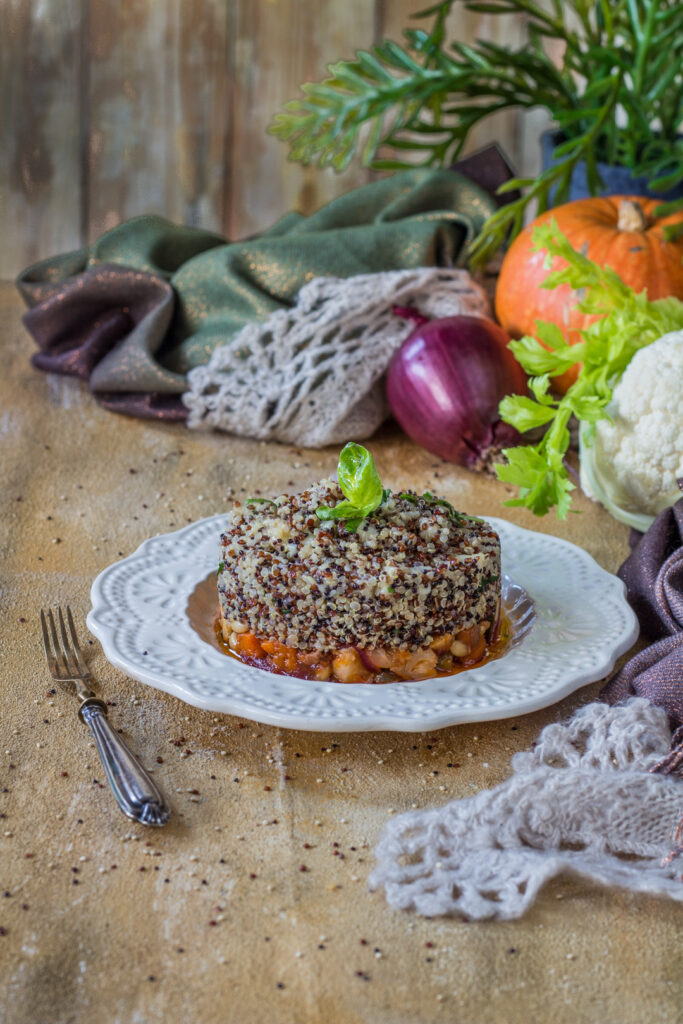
[580,330,683,526]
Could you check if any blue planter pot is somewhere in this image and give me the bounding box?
[540,130,683,203]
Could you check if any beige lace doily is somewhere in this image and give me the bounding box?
[182,268,489,447]
[370,699,683,920]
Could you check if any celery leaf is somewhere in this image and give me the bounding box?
[496,220,683,518]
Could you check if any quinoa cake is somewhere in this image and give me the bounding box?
[217,478,501,684]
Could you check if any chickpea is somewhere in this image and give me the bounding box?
[332,648,371,683]
[363,648,391,669]
[450,640,469,658]
[227,619,248,634]
[392,649,438,680]
[404,650,438,679]
[430,634,454,653]
[299,650,322,666]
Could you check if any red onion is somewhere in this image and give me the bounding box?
[354,646,377,672]
[387,309,527,469]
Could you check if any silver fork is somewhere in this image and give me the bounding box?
[40,606,170,827]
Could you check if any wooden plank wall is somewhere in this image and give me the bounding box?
[1,0,550,278]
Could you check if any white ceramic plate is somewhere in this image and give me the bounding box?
[86,515,638,732]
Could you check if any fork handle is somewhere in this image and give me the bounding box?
[79,699,170,827]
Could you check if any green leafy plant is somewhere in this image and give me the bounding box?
[397,490,482,524]
[316,442,388,531]
[496,221,683,517]
[269,0,683,265]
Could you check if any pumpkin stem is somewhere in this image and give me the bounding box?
[617,199,650,232]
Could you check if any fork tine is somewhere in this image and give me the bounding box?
[66,606,89,675]
[40,609,58,675]
[57,607,79,677]
[47,608,69,677]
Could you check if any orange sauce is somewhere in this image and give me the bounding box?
[214,610,512,684]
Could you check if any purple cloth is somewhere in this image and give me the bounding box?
[17,168,506,423]
[24,262,187,421]
[601,499,683,773]
[17,169,501,421]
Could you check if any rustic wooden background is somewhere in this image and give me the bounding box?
[1,0,550,278]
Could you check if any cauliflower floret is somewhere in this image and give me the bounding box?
[584,331,683,518]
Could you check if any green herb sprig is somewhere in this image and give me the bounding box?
[245,497,278,508]
[496,221,683,517]
[398,490,483,524]
[269,0,683,266]
[316,442,388,532]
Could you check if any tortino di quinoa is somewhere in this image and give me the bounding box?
[217,478,502,684]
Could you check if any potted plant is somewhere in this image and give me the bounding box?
[269,0,683,265]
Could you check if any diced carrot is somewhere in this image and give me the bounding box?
[237,633,263,658]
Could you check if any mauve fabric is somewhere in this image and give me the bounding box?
[26,265,178,386]
[16,169,496,420]
[602,499,683,766]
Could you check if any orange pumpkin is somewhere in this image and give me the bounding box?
[495,196,683,392]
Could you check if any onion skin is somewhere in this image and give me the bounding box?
[387,314,527,468]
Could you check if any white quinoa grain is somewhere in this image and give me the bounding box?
[217,480,500,654]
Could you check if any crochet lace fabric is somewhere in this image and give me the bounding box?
[369,700,683,920]
[182,268,489,447]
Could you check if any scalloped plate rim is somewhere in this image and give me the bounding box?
[86,514,639,732]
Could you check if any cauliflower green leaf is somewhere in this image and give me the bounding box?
[496,221,683,518]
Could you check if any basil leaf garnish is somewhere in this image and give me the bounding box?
[337,442,383,511]
[315,442,385,530]
[397,490,483,525]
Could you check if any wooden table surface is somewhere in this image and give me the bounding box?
[1,281,679,1024]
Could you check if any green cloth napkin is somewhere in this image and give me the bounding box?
[18,169,495,397]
